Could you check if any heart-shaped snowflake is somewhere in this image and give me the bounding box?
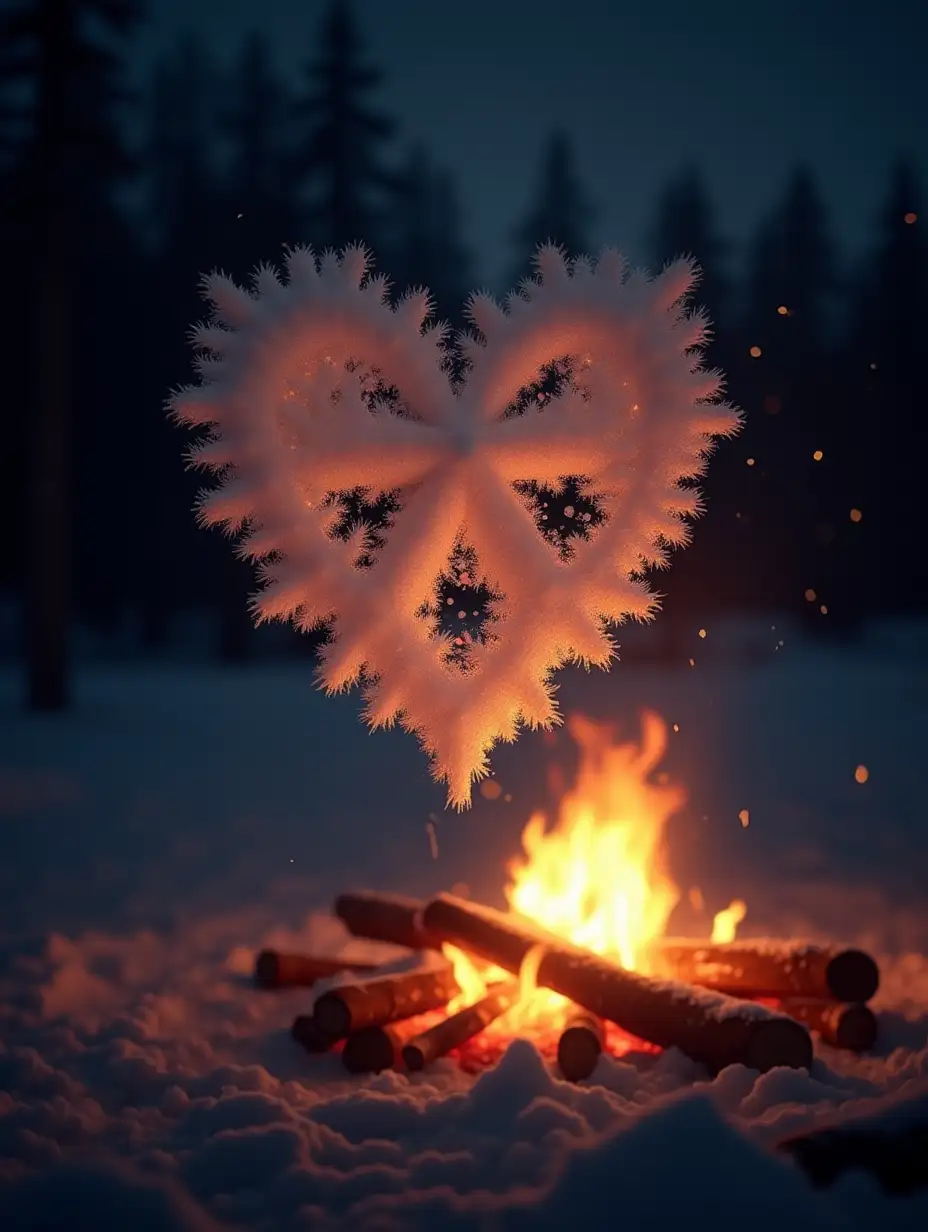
[171,244,739,807]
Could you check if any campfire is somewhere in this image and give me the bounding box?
[256,713,880,1080]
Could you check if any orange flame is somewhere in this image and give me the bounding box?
[711,898,747,943]
[443,712,748,1053]
[507,712,683,975]
[445,710,752,1044]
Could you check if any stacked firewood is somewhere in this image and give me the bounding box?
[253,890,882,1082]
[651,935,879,1052]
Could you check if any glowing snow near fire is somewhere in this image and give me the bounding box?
[443,711,748,1044]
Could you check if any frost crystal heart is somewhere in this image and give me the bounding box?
[171,244,740,807]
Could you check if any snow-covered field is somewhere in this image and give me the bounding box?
[1,629,927,1229]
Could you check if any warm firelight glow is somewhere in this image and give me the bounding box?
[443,712,748,1045]
[711,898,747,943]
[508,713,682,973]
[443,943,489,1010]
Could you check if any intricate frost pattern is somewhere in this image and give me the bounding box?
[171,244,740,807]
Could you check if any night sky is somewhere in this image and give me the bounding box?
[143,0,925,284]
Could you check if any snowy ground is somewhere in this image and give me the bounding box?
[1,625,927,1229]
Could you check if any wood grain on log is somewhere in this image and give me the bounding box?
[334,891,440,952]
[422,893,813,1074]
[291,1014,337,1054]
[778,998,877,1052]
[342,1025,405,1074]
[402,981,520,1071]
[312,965,459,1040]
[556,1010,604,1082]
[255,950,377,989]
[653,939,879,1003]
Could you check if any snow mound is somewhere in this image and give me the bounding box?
[1,911,926,1230]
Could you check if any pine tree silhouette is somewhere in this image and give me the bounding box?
[743,168,834,357]
[143,33,227,651]
[209,31,298,661]
[644,167,736,651]
[0,0,140,708]
[0,27,31,606]
[502,132,600,590]
[149,35,221,262]
[292,0,397,257]
[646,166,730,335]
[221,31,295,274]
[428,169,473,327]
[393,145,434,290]
[508,131,593,289]
[736,167,839,623]
[392,145,473,326]
[844,159,926,615]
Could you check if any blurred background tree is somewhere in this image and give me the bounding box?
[1,0,925,693]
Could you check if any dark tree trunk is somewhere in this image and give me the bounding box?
[25,2,74,711]
[26,234,72,709]
[6,1,139,691]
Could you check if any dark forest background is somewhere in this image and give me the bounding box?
[1,0,925,710]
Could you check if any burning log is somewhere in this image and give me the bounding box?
[342,1024,406,1074]
[311,965,460,1040]
[652,939,879,1004]
[402,981,520,1072]
[778,999,878,1052]
[422,893,813,1074]
[334,891,441,951]
[291,1014,337,1054]
[254,949,377,989]
[556,1010,604,1082]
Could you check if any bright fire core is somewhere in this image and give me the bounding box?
[444,711,745,1047]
